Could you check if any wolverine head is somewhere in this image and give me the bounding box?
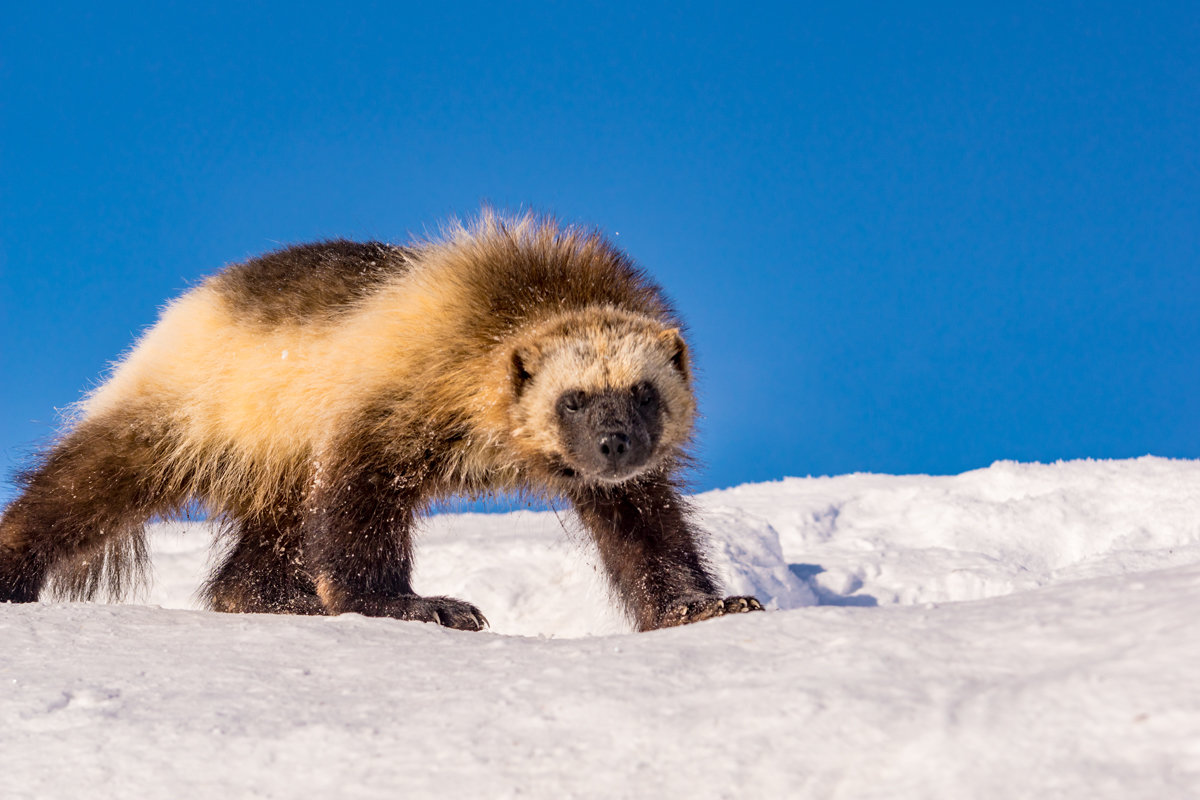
[507,309,695,484]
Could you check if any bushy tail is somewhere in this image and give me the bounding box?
[0,409,182,603]
[44,526,151,602]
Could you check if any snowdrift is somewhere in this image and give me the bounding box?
[4,457,1200,797]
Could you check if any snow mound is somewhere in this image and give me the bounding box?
[702,455,1200,607]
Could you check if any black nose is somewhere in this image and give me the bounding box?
[598,432,631,465]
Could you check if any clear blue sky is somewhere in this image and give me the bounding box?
[1,2,1197,504]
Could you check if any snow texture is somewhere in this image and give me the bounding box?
[3,456,1200,797]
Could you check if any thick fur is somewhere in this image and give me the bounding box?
[0,212,762,630]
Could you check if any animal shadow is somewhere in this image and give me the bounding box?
[788,563,879,607]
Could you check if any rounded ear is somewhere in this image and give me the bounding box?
[659,328,690,382]
[510,343,541,396]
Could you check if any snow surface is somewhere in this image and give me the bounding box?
[4,456,1200,797]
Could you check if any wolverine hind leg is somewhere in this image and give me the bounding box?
[203,508,322,615]
[0,411,184,603]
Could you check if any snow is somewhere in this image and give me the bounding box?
[4,456,1200,797]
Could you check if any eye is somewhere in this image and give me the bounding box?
[632,381,658,407]
[557,390,586,415]
[511,350,533,395]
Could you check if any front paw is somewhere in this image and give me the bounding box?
[418,595,490,631]
[347,594,489,631]
[656,594,764,629]
[722,595,764,615]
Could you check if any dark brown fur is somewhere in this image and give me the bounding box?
[214,240,414,324]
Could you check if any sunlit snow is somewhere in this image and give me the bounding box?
[4,457,1199,797]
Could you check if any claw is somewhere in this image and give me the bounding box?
[723,596,764,614]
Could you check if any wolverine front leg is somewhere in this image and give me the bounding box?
[300,454,486,631]
[570,475,763,631]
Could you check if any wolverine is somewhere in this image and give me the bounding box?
[0,212,763,631]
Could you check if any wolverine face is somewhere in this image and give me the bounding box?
[553,380,665,482]
[506,311,695,485]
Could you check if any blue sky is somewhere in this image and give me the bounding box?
[1,2,1197,503]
